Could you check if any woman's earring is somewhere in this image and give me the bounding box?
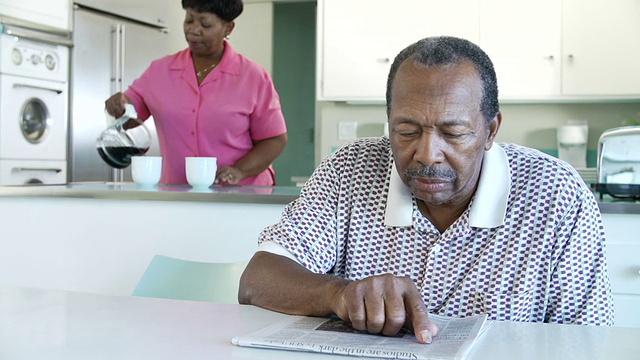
[224,34,230,40]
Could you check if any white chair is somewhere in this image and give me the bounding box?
[132,254,247,304]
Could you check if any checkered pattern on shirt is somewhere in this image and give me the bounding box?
[259,137,614,325]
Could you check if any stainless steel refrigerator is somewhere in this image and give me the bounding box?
[69,2,169,182]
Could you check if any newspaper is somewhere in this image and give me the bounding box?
[232,313,491,360]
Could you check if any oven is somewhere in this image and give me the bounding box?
[0,25,71,185]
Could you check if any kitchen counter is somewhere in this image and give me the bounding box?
[0,183,637,327]
[0,182,301,204]
[0,182,638,214]
[0,182,295,297]
[595,194,640,215]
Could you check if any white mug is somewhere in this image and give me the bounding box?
[185,157,217,187]
[131,156,162,186]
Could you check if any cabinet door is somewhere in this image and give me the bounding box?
[480,0,562,100]
[74,0,170,28]
[0,0,70,31]
[562,0,640,96]
[319,0,480,101]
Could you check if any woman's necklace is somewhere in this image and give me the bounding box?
[196,62,218,78]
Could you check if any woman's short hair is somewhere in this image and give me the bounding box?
[181,0,244,22]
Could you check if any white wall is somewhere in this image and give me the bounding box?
[163,1,187,54]
[229,2,273,73]
[316,101,640,161]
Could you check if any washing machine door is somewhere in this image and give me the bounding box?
[21,98,50,144]
[0,74,68,160]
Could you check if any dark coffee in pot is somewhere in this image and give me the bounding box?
[97,146,149,169]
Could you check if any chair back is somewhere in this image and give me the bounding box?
[132,255,247,303]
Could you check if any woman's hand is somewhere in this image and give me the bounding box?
[105,92,131,118]
[216,165,244,184]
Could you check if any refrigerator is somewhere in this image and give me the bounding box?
[69,2,169,182]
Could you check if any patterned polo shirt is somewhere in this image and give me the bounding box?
[258,137,614,325]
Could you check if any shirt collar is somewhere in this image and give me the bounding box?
[215,41,241,75]
[384,144,510,228]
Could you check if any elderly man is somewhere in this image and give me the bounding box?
[238,36,613,344]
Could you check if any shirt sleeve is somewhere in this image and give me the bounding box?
[258,156,340,274]
[248,70,287,141]
[545,188,615,325]
[257,241,302,264]
[123,65,154,121]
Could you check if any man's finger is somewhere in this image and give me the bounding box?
[405,293,438,344]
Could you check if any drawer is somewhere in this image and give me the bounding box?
[607,244,640,295]
[603,214,640,245]
[613,294,640,328]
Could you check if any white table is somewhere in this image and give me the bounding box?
[0,286,638,360]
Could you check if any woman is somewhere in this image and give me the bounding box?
[105,0,287,186]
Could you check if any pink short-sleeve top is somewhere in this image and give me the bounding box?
[124,42,287,185]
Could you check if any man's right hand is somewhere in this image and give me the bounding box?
[239,252,439,343]
[329,274,439,343]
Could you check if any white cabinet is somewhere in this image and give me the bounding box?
[318,0,640,102]
[485,0,640,101]
[561,0,640,97]
[0,195,286,296]
[602,214,640,328]
[480,0,562,100]
[317,0,480,101]
[0,0,70,31]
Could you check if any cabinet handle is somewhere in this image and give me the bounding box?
[567,54,574,61]
[13,167,62,173]
[543,55,554,61]
[13,84,63,95]
[376,58,390,63]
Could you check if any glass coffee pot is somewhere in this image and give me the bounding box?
[96,107,151,169]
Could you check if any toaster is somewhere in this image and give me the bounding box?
[595,126,640,198]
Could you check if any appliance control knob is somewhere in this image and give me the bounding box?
[31,54,42,65]
[11,48,22,65]
[44,54,56,70]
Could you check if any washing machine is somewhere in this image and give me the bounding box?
[0,26,70,185]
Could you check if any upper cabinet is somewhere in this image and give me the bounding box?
[74,0,170,29]
[480,0,562,100]
[0,0,71,31]
[561,0,640,97]
[318,0,480,101]
[317,0,640,102]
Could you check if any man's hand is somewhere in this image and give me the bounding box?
[329,274,439,344]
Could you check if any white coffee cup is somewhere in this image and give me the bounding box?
[131,156,162,186]
[185,157,217,187]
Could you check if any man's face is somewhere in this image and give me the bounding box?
[389,59,499,209]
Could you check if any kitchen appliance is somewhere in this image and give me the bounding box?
[69,2,168,183]
[557,119,588,169]
[594,126,640,199]
[96,114,151,169]
[0,24,71,185]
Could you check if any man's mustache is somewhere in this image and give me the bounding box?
[405,166,457,181]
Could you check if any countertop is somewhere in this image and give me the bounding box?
[0,182,638,214]
[0,182,301,205]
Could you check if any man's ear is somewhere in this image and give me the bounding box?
[485,112,502,151]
